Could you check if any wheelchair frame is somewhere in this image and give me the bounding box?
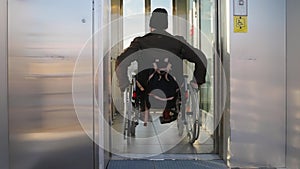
[123,75,202,144]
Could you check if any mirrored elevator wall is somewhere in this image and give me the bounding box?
[287,0,300,168]
[0,0,9,168]
[7,1,96,169]
[230,0,286,168]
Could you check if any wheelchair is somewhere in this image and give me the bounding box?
[123,73,202,144]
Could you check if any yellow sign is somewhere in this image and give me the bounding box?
[234,16,248,33]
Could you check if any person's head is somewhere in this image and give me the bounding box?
[149,8,168,31]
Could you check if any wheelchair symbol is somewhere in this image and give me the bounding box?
[236,18,245,29]
[234,16,247,32]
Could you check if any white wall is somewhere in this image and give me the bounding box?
[287,0,300,169]
[230,0,286,168]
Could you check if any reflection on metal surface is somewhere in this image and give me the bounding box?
[230,0,286,168]
[287,0,300,168]
[0,0,9,168]
[8,0,94,169]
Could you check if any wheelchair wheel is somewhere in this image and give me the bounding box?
[191,86,201,141]
[124,111,137,138]
[123,87,137,139]
[123,109,130,139]
[177,111,184,137]
[123,114,131,139]
[185,85,201,144]
[175,92,184,137]
[186,111,196,144]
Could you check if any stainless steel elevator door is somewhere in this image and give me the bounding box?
[8,1,94,169]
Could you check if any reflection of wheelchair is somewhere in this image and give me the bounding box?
[123,73,202,144]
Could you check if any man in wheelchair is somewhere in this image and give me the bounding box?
[115,8,207,125]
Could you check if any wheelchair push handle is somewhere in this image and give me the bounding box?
[183,75,199,90]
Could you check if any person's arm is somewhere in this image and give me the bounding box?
[115,37,141,91]
[178,37,207,87]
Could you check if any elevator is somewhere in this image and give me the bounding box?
[1,0,230,168]
[108,0,229,162]
[2,0,300,169]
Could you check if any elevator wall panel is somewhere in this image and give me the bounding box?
[8,1,94,169]
[230,0,286,168]
[0,0,9,169]
[287,0,300,168]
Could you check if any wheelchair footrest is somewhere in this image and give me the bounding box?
[186,111,193,116]
[159,116,177,124]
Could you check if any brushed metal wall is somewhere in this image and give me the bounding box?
[287,0,300,168]
[230,0,286,168]
[0,0,9,169]
[8,0,95,169]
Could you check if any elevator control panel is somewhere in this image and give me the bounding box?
[234,0,248,16]
[234,0,248,33]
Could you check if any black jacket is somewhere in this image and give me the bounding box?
[115,30,207,91]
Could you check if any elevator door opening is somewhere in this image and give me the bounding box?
[110,0,219,159]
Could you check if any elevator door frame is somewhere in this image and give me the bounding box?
[109,0,229,161]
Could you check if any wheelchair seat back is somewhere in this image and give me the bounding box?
[134,48,183,109]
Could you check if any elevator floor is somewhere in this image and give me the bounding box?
[109,112,226,168]
[111,111,214,157]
